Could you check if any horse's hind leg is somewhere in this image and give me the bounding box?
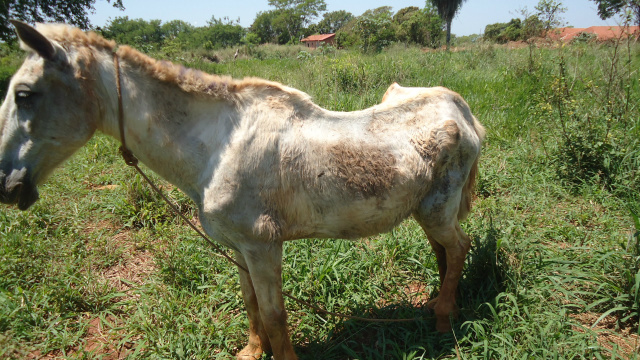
[426,235,447,285]
[235,251,272,359]
[417,218,471,332]
[414,188,472,333]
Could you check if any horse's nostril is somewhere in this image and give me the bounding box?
[0,168,33,206]
[0,181,18,204]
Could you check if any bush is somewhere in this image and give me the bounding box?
[484,19,522,44]
[0,44,22,99]
[534,47,639,203]
[571,32,597,44]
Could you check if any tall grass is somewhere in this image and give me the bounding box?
[0,40,639,358]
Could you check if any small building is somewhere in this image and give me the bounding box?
[300,34,336,49]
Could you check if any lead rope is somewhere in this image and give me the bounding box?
[112,53,422,323]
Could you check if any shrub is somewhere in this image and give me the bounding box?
[534,45,639,204]
[571,31,597,44]
[0,44,22,99]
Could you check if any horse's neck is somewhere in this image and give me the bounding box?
[95,54,238,205]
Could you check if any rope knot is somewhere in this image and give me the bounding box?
[119,146,139,166]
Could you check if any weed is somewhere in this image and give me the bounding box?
[534,46,639,206]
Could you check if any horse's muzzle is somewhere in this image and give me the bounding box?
[0,167,39,210]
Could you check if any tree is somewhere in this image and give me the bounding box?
[395,4,444,48]
[315,10,353,34]
[356,6,395,52]
[393,6,421,24]
[591,0,640,26]
[249,10,281,44]
[427,0,467,49]
[271,9,305,43]
[534,0,567,34]
[268,0,327,42]
[100,16,163,51]
[0,0,124,42]
[484,19,522,43]
[522,15,544,40]
[201,16,245,49]
[161,20,194,40]
[335,16,360,48]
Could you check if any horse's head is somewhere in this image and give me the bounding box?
[0,21,102,209]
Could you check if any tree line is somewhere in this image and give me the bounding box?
[1,0,469,51]
[1,0,638,50]
[96,3,451,53]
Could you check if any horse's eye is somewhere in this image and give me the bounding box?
[14,86,35,109]
[14,84,33,104]
[16,91,31,99]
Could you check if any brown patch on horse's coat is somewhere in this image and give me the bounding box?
[411,120,460,167]
[410,132,438,163]
[329,143,397,198]
[254,211,283,241]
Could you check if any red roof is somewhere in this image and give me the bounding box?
[551,26,639,41]
[300,33,335,42]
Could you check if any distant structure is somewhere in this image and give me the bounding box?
[551,26,639,41]
[300,34,336,49]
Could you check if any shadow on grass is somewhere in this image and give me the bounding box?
[294,219,509,359]
[295,303,454,360]
[459,217,508,317]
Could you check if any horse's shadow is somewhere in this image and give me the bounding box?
[295,220,505,359]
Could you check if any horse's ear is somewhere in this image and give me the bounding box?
[10,20,56,61]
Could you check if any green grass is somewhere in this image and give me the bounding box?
[0,41,639,359]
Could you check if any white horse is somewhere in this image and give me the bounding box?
[0,21,485,359]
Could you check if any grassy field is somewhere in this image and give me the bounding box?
[0,39,639,359]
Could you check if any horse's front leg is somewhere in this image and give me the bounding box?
[235,251,272,359]
[242,241,297,360]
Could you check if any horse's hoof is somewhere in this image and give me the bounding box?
[436,316,452,333]
[237,344,265,360]
[434,305,459,333]
[427,296,439,309]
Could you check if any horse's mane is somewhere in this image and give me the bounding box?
[36,23,116,51]
[35,23,312,102]
[115,45,301,101]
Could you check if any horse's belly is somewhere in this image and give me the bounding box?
[284,192,418,240]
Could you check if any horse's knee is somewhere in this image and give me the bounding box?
[455,225,471,252]
[261,307,288,328]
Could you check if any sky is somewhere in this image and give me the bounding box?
[88,0,619,36]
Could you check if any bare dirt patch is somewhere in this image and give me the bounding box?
[84,220,156,299]
[84,181,120,191]
[572,312,639,359]
[403,282,431,307]
[64,220,155,357]
[101,231,155,297]
[72,315,137,359]
[28,315,137,360]
[375,281,432,309]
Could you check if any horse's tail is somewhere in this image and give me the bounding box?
[458,116,485,221]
